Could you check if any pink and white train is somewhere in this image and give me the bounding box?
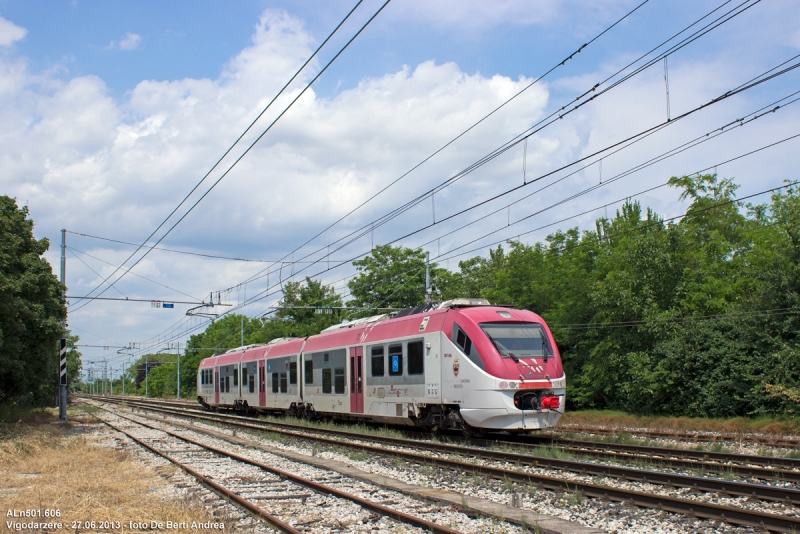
[197,299,565,434]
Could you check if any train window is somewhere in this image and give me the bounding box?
[259,366,265,393]
[480,323,552,358]
[453,324,485,370]
[324,353,329,362]
[305,359,313,384]
[249,374,255,393]
[225,376,230,393]
[271,373,278,393]
[242,367,247,387]
[334,368,345,394]
[289,362,297,384]
[233,369,238,387]
[456,329,472,355]
[322,369,332,394]
[371,346,384,377]
[280,373,288,393]
[407,341,424,375]
[388,344,403,376]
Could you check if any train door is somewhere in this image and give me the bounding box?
[258,361,266,407]
[349,346,364,413]
[214,367,219,404]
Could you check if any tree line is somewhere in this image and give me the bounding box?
[6,173,799,418]
[169,174,800,417]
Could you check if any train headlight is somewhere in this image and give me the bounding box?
[509,382,517,389]
[499,381,508,389]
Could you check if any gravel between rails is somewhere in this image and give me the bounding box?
[96,407,527,534]
[106,402,779,534]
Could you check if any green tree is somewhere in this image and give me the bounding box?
[66,331,83,388]
[0,197,66,405]
[348,244,456,309]
[275,277,343,332]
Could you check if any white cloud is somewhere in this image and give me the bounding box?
[0,16,26,46]
[4,5,799,361]
[106,32,141,51]
[119,32,141,50]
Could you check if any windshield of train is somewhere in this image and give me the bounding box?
[480,323,552,358]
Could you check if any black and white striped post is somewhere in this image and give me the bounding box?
[59,229,67,420]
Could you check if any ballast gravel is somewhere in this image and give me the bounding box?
[98,409,525,533]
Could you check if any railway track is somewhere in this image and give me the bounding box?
[550,424,800,448]
[88,395,800,532]
[95,408,468,533]
[96,395,800,479]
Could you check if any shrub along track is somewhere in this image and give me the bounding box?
[88,395,800,533]
[93,407,465,534]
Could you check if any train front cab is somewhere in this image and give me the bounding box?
[440,306,566,432]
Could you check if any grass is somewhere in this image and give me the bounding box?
[560,410,800,436]
[0,409,224,533]
[348,450,369,462]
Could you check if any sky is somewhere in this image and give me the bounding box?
[1,0,799,376]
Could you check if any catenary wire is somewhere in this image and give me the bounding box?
[231,0,762,294]
[70,0,379,310]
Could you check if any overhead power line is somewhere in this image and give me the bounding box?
[114,2,776,360]
[234,52,800,306]
[230,0,761,296]
[71,0,384,312]
[66,231,348,263]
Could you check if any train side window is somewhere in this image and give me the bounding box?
[280,373,288,393]
[452,324,485,370]
[242,367,247,387]
[225,376,230,393]
[305,359,313,384]
[388,344,403,376]
[322,369,332,394]
[271,373,278,393]
[334,368,345,394]
[249,374,255,393]
[259,366,265,393]
[407,341,424,375]
[289,362,297,385]
[371,346,384,377]
[233,369,238,387]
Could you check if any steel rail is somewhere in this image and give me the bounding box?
[100,419,302,534]
[109,399,800,505]
[98,395,800,478]
[103,409,465,534]
[87,396,800,472]
[97,400,800,533]
[533,435,800,470]
[551,425,800,447]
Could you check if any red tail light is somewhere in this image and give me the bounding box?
[540,395,560,409]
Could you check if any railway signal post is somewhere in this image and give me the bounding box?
[59,229,67,420]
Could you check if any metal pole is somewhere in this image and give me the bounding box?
[177,343,181,400]
[59,229,67,419]
[425,251,431,304]
[145,354,149,398]
[122,362,126,396]
[241,317,244,347]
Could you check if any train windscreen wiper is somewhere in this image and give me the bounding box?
[485,332,520,363]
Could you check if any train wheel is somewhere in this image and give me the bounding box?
[460,422,483,439]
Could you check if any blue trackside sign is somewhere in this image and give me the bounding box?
[162,303,174,308]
